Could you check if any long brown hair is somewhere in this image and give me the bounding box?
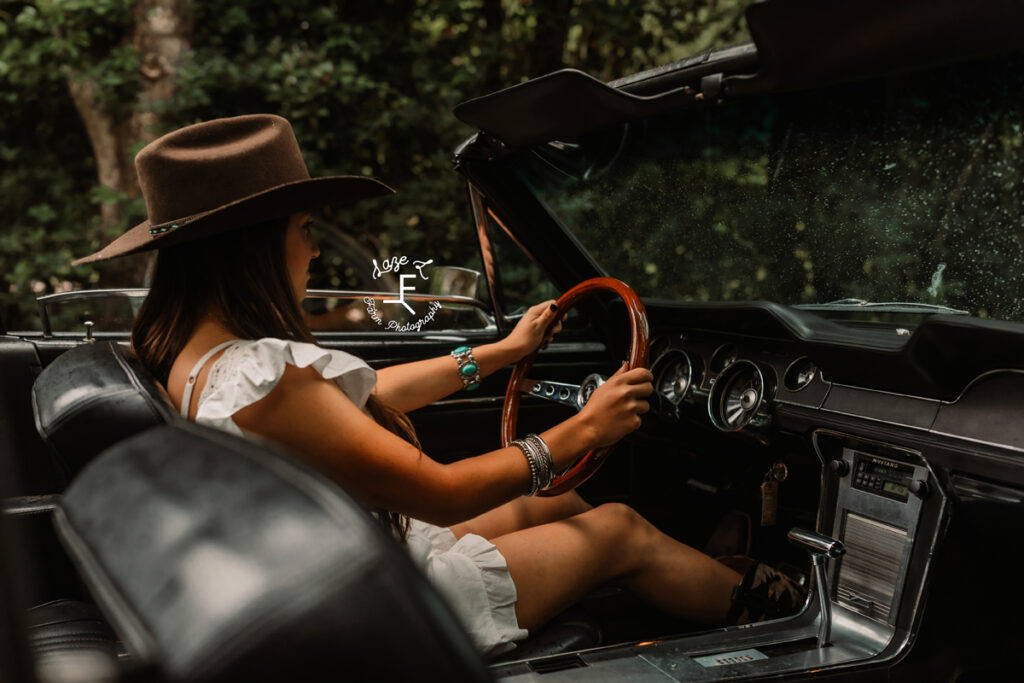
[131,217,413,540]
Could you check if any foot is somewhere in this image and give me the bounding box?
[726,562,808,625]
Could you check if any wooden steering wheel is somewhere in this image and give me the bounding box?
[501,277,649,496]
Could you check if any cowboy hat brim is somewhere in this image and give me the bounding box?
[73,175,394,265]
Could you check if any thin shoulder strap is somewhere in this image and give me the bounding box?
[180,340,242,418]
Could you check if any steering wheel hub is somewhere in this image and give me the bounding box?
[577,373,606,408]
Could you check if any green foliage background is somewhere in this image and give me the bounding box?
[0,0,750,330]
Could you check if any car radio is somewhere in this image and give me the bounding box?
[850,452,915,502]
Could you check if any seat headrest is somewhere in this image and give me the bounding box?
[54,422,490,682]
[31,342,176,484]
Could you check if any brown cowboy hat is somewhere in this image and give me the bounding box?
[73,114,394,265]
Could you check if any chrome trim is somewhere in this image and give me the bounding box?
[925,428,1024,456]
[431,394,555,408]
[36,288,148,337]
[707,360,771,432]
[783,356,818,392]
[36,287,493,336]
[816,403,934,434]
[709,343,738,374]
[523,378,585,410]
[3,494,61,517]
[944,367,1024,403]
[36,288,148,305]
[788,528,846,648]
[788,528,845,559]
[827,382,943,406]
[430,395,506,407]
[305,289,492,314]
[653,349,696,405]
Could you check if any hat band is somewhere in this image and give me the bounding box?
[148,215,197,236]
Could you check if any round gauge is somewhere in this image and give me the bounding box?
[710,343,738,373]
[784,357,818,391]
[708,360,773,431]
[656,351,694,405]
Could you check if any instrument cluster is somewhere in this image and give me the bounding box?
[649,333,823,433]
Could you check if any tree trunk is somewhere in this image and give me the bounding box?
[66,77,138,232]
[131,0,193,144]
[65,0,192,238]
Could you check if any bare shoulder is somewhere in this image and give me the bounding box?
[231,362,378,456]
[234,363,354,423]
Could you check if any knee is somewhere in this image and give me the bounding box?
[585,502,646,541]
[580,503,656,577]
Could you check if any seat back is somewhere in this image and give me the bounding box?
[54,422,491,682]
[32,342,176,484]
[0,336,61,495]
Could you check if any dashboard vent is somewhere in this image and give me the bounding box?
[836,512,907,623]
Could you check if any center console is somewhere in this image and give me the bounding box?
[830,445,930,625]
[814,431,940,634]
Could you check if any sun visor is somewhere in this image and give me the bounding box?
[453,69,694,149]
[724,0,1024,97]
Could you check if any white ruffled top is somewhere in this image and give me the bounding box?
[189,337,527,654]
[194,337,377,432]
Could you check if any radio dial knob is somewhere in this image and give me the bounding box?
[829,459,850,477]
[909,479,929,498]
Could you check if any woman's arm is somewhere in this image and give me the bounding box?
[373,300,562,413]
[232,361,651,527]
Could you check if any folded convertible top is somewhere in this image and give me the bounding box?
[454,0,1024,149]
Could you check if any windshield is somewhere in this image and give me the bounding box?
[513,53,1024,323]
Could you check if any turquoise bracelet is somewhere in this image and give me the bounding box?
[451,345,482,391]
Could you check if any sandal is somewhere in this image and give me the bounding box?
[726,562,808,625]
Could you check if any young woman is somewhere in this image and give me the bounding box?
[75,114,803,654]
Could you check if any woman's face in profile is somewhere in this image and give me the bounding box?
[285,211,319,302]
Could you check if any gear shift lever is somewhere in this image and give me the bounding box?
[788,528,845,648]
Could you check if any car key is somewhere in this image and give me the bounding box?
[760,462,788,527]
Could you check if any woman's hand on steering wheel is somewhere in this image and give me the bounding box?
[501,299,564,360]
[576,362,654,448]
[502,277,650,495]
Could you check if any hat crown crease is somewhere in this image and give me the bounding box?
[138,115,310,225]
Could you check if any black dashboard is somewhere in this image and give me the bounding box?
[630,300,1024,489]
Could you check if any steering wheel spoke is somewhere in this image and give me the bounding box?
[521,378,583,410]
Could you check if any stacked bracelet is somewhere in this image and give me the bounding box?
[511,433,555,496]
[525,434,554,491]
[451,345,482,391]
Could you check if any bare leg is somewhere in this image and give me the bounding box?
[450,490,592,540]
[493,503,742,631]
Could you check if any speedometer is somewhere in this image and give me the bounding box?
[656,351,694,405]
[708,360,774,431]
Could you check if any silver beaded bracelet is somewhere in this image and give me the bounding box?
[524,434,554,491]
[511,434,555,496]
[510,438,539,495]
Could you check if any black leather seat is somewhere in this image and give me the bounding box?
[54,422,491,682]
[27,599,120,682]
[32,341,176,484]
[24,341,176,679]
